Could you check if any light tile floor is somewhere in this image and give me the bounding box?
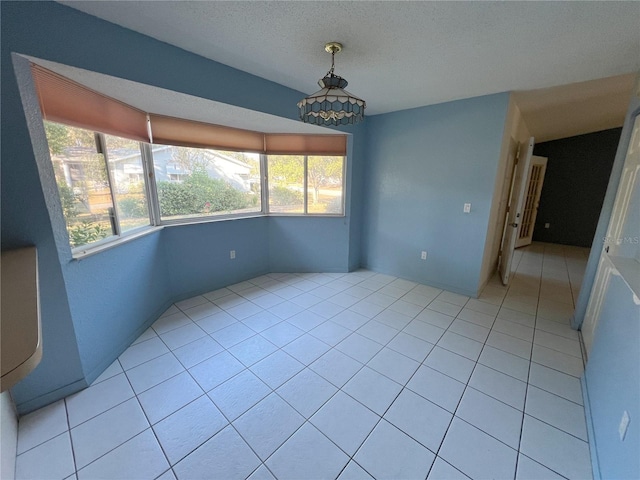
[15,242,593,480]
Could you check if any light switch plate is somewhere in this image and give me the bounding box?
[463,203,471,213]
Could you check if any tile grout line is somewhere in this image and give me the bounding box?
[26,273,472,479]
[431,260,561,473]
[168,273,381,478]
[233,273,425,479]
[425,294,500,479]
[512,242,544,480]
[18,251,593,480]
[241,275,469,478]
[338,327,455,480]
[68,359,166,477]
[125,329,227,476]
[63,395,78,478]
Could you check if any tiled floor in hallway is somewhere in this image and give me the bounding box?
[15,243,593,480]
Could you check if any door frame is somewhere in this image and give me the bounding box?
[499,137,535,285]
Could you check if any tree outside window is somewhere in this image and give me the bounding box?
[267,155,344,214]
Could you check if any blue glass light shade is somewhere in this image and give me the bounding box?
[298,73,366,126]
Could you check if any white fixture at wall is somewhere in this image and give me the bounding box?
[619,410,630,441]
[230,250,236,259]
[464,203,471,213]
[421,251,427,260]
[1,247,42,392]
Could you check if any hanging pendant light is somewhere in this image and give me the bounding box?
[298,42,366,126]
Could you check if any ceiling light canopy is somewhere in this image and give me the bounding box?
[298,42,366,126]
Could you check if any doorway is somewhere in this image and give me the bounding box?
[515,155,548,249]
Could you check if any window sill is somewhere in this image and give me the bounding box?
[268,213,345,218]
[160,213,266,227]
[72,226,163,260]
[160,212,345,227]
[70,212,347,259]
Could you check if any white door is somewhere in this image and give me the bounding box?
[582,114,640,354]
[515,155,548,248]
[499,137,535,285]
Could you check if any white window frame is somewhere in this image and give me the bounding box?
[45,126,347,257]
[265,154,347,217]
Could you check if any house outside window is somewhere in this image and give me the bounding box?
[45,122,152,248]
[154,145,261,222]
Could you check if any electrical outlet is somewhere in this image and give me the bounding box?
[421,251,427,260]
[463,203,471,213]
[619,410,630,441]
[545,223,550,229]
[230,250,236,259]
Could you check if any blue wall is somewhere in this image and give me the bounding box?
[361,94,510,296]
[163,218,270,298]
[1,1,362,413]
[64,233,171,381]
[348,123,367,271]
[584,274,640,479]
[268,126,365,274]
[269,217,350,272]
[2,23,87,413]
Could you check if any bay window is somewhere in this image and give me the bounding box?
[34,63,347,254]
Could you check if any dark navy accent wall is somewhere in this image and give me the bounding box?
[532,128,621,248]
[361,94,510,296]
[1,1,361,413]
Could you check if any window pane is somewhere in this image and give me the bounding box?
[307,156,344,214]
[104,134,150,232]
[155,146,261,221]
[44,121,115,248]
[267,155,304,213]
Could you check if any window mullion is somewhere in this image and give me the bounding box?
[341,155,347,215]
[261,154,269,214]
[142,143,161,226]
[98,133,121,236]
[303,155,308,214]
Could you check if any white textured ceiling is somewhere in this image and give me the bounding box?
[58,0,640,117]
[52,1,639,141]
[514,73,636,142]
